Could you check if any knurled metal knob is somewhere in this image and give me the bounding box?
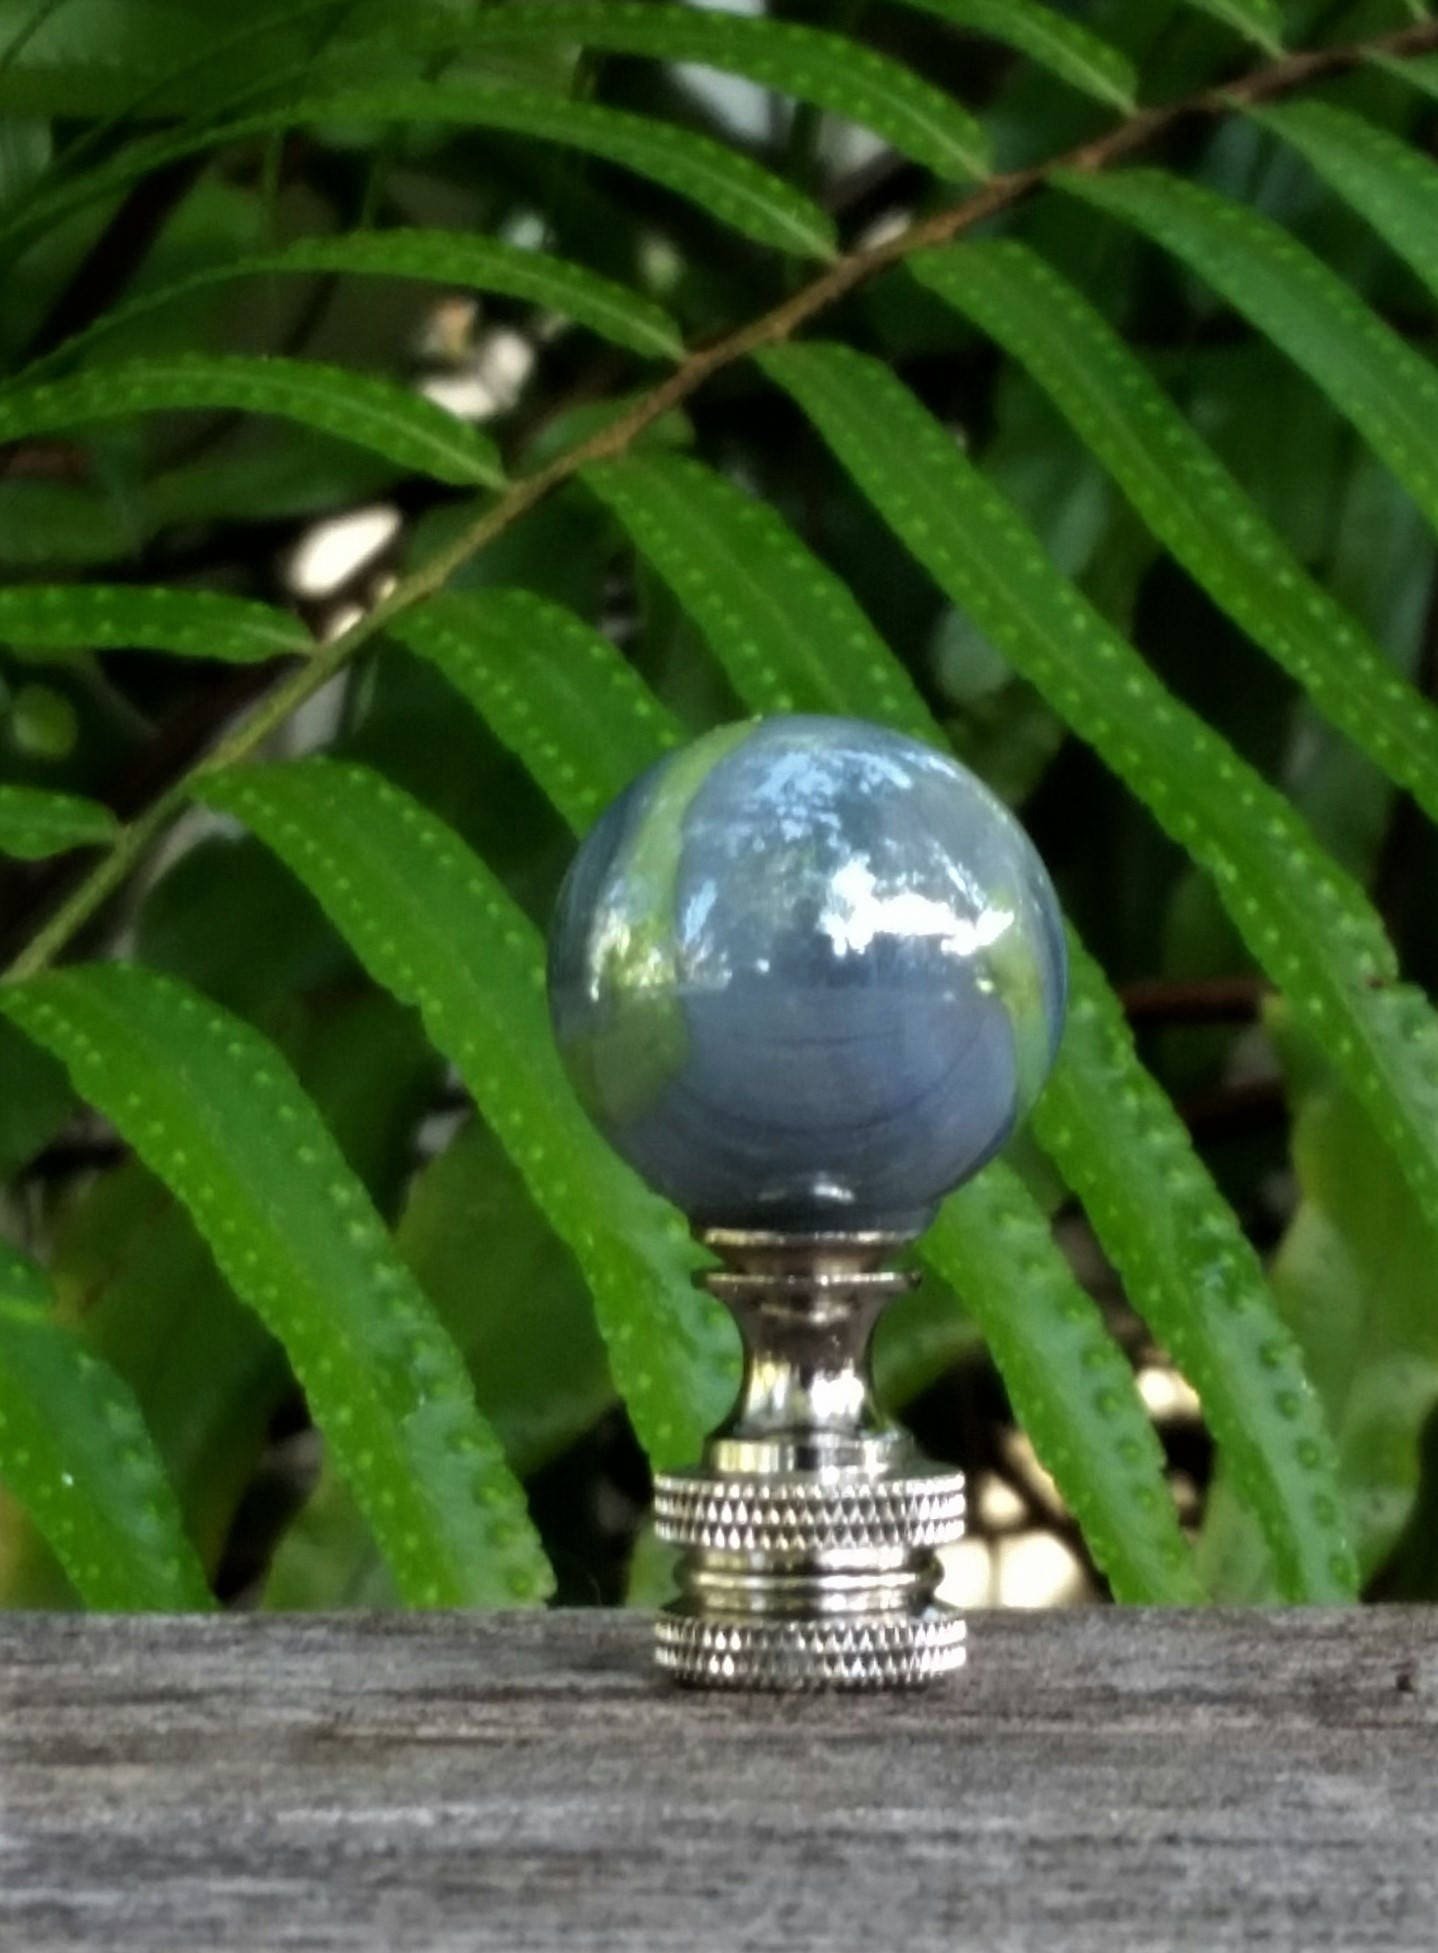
[654,1610,968,1691]
[653,1469,968,1555]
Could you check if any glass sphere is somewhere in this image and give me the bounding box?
[547,715,1067,1233]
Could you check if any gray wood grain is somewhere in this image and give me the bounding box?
[1,1609,1435,1951]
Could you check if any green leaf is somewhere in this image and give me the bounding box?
[896,0,1138,110]
[1268,1024,1438,1579]
[591,448,1348,1598]
[391,587,683,833]
[1038,947,1356,1600]
[923,1175,1205,1603]
[1252,100,1438,310]
[439,2,990,179]
[1178,0,1283,52]
[0,583,308,663]
[1059,169,1438,536]
[763,341,1438,1256]
[1376,50,1438,103]
[0,355,504,488]
[0,783,117,860]
[0,989,443,1609]
[0,965,552,1608]
[399,585,1204,1604]
[23,230,684,382]
[584,453,937,745]
[911,240,1438,830]
[265,1120,615,1610]
[198,759,736,1470]
[0,1237,211,1609]
[10,80,836,261]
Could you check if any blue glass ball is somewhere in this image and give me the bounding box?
[547,716,1067,1233]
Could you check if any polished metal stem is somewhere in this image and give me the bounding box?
[653,1230,967,1690]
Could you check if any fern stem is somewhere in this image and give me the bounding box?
[7,11,1438,982]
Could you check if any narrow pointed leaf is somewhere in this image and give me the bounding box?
[0,1239,211,1610]
[8,82,836,261]
[764,341,1438,1254]
[897,0,1137,109]
[912,240,1438,828]
[0,355,504,488]
[391,587,684,834]
[585,453,936,744]
[0,584,308,663]
[199,759,735,1470]
[0,784,116,860]
[441,2,989,179]
[591,449,1348,1598]
[1375,50,1438,102]
[400,580,1204,1602]
[1252,100,1438,308]
[1037,947,1357,1600]
[24,231,683,384]
[0,967,551,1608]
[1060,169,1438,534]
[923,1176,1205,1602]
[1178,0,1283,52]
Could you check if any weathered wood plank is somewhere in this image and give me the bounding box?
[1,1609,1435,1950]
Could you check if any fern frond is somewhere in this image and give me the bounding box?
[0,354,504,485]
[0,584,308,662]
[911,240,1438,827]
[19,231,684,384]
[0,967,552,1608]
[391,587,683,831]
[1060,169,1438,535]
[1039,948,1356,1600]
[896,0,1138,110]
[923,1177,1205,1603]
[198,760,736,1471]
[431,2,989,181]
[0,1237,211,1608]
[4,80,837,260]
[1252,99,1438,307]
[763,341,1438,1259]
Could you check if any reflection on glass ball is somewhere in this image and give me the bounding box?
[547,715,1067,1233]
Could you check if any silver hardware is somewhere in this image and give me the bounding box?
[654,1229,967,1691]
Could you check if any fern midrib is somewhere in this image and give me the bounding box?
[7,14,1438,980]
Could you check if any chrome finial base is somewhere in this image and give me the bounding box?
[653,1230,967,1691]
